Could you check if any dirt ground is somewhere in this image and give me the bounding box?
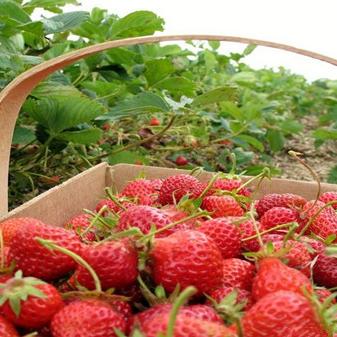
[273,116,337,182]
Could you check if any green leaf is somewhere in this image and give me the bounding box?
[208,41,220,50]
[231,71,257,85]
[192,86,238,106]
[110,11,164,38]
[243,44,257,56]
[220,101,243,120]
[25,96,106,133]
[0,0,31,24]
[313,128,337,140]
[12,126,36,144]
[235,134,264,152]
[109,93,170,117]
[42,11,89,34]
[23,0,79,14]
[108,149,148,165]
[266,129,284,152]
[279,120,303,134]
[32,81,83,98]
[154,77,196,97]
[81,81,124,98]
[58,128,103,145]
[144,59,174,86]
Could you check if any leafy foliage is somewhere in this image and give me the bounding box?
[2,1,337,208]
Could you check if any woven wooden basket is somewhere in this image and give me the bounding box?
[1,34,337,224]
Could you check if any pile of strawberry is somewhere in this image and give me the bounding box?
[1,172,337,337]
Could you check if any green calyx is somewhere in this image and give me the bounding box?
[0,270,46,317]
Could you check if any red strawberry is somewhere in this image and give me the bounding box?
[300,236,325,258]
[237,218,263,252]
[252,257,312,301]
[73,239,138,290]
[176,155,188,166]
[140,312,235,337]
[198,218,241,258]
[202,196,244,217]
[149,117,160,126]
[208,286,252,310]
[109,300,132,333]
[272,240,312,276]
[161,205,198,230]
[255,193,306,217]
[300,200,337,240]
[313,253,337,288]
[158,174,200,205]
[95,198,133,215]
[51,299,126,337]
[221,258,255,291]
[0,272,63,329]
[117,205,172,237]
[0,218,41,247]
[8,219,82,281]
[242,290,327,337]
[133,303,222,329]
[212,178,252,197]
[64,214,95,242]
[0,315,18,337]
[150,230,223,293]
[315,288,336,304]
[319,191,337,209]
[260,207,299,230]
[121,179,161,205]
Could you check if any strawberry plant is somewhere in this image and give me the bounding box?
[1,1,337,209]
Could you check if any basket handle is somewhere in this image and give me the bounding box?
[1,34,337,216]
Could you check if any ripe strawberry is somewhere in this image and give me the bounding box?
[161,205,198,230]
[208,286,252,310]
[95,198,133,215]
[133,303,222,329]
[252,257,312,301]
[0,272,63,329]
[300,236,325,258]
[117,205,173,237]
[64,213,95,242]
[8,219,82,281]
[260,206,299,230]
[300,200,337,240]
[198,218,241,258]
[158,174,200,205]
[242,290,327,337]
[109,300,132,333]
[149,117,160,126]
[315,288,336,304]
[0,217,41,247]
[121,178,161,205]
[202,196,244,217]
[255,193,306,217]
[73,239,138,290]
[150,230,223,293]
[175,155,188,166]
[319,191,337,209]
[0,315,18,337]
[221,258,255,290]
[213,178,252,197]
[51,299,126,337]
[313,253,337,288]
[140,312,235,337]
[272,240,312,276]
[237,218,263,252]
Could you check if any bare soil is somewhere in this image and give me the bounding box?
[273,116,337,182]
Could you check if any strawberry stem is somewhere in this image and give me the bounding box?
[288,150,321,213]
[247,204,264,248]
[241,222,295,242]
[298,200,337,237]
[165,286,197,337]
[36,238,102,292]
[198,172,221,200]
[81,205,109,239]
[139,211,208,241]
[105,187,127,211]
[236,167,270,193]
